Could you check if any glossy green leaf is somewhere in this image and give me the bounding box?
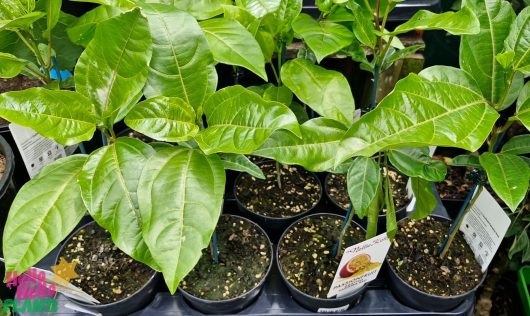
[516,82,530,130]
[254,117,347,171]
[141,4,217,117]
[125,96,199,143]
[170,0,231,20]
[43,0,61,36]
[70,0,135,8]
[219,153,265,179]
[195,85,301,154]
[0,0,35,20]
[138,147,225,293]
[388,147,447,182]
[292,13,353,62]
[479,152,530,211]
[150,142,173,151]
[67,5,121,46]
[222,5,256,27]
[0,88,98,145]
[509,231,529,259]
[289,101,309,124]
[450,154,481,168]
[281,58,355,125]
[200,18,267,80]
[382,45,424,71]
[496,51,515,69]
[505,7,530,74]
[0,11,45,31]
[391,6,479,35]
[78,138,157,267]
[263,85,293,105]
[365,181,382,239]
[501,135,530,155]
[347,1,376,48]
[337,72,499,164]
[75,9,152,127]
[3,155,88,275]
[237,0,281,18]
[273,0,302,35]
[409,177,437,220]
[0,52,26,78]
[346,156,380,218]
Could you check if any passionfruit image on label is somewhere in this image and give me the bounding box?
[339,254,381,278]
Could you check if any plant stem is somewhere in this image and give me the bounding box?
[210,230,219,264]
[369,64,381,110]
[16,31,48,81]
[275,161,282,189]
[23,65,47,83]
[383,155,396,237]
[333,204,355,259]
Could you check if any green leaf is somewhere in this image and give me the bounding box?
[0,0,35,20]
[272,0,302,35]
[125,96,199,143]
[327,6,354,22]
[450,154,481,168]
[409,177,437,220]
[0,52,27,78]
[0,88,98,145]
[391,5,479,35]
[505,7,530,74]
[346,1,376,48]
[150,142,173,151]
[237,0,281,18]
[69,0,135,8]
[200,18,267,80]
[254,117,347,171]
[479,152,530,212]
[172,0,231,20]
[382,45,424,71]
[75,9,152,127]
[365,181,382,239]
[388,147,447,182]
[219,153,265,179]
[3,155,88,275]
[496,51,515,69]
[0,11,45,31]
[337,73,499,164]
[281,58,355,125]
[501,135,530,155]
[263,85,293,105]
[78,138,157,268]
[460,0,517,108]
[222,5,256,27]
[138,147,225,293]
[67,5,121,46]
[289,101,309,124]
[195,85,301,154]
[509,231,529,259]
[141,4,217,117]
[346,156,381,218]
[43,0,61,36]
[516,82,530,130]
[292,13,353,62]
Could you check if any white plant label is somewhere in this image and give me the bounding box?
[327,233,390,298]
[9,123,67,178]
[317,304,350,313]
[459,188,510,272]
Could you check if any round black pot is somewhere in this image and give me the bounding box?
[56,221,160,316]
[179,214,274,314]
[0,124,30,186]
[234,162,323,243]
[386,215,487,312]
[277,213,368,312]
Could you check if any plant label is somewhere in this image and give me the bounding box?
[327,233,390,298]
[459,188,511,272]
[317,304,350,313]
[9,123,67,178]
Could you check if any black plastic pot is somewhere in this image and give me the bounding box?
[0,123,30,186]
[277,213,368,312]
[386,215,487,312]
[55,221,160,316]
[179,214,274,314]
[234,162,323,243]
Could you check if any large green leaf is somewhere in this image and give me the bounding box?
[272,0,302,35]
[391,6,479,35]
[460,0,517,108]
[67,5,121,46]
[141,4,217,117]
[337,72,499,164]
[237,0,281,18]
[292,13,353,62]
[409,177,437,220]
[0,52,27,78]
[0,11,45,31]
[195,85,301,154]
[388,147,447,182]
[516,82,530,130]
[75,9,152,127]
[505,7,530,75]
[0,0,35,20]
[168,0,231,20]
[346,156,380,218]
[138,147,225,293]
[0,88,98,145]
[263,85,293,105]
[199,18,267,80]
[219,153,265,179]
[253,117,347,171]
[70,0,135,8]
[42,0,61,36]
[479,152,530,211]
[281,58,355,125]
[501,135,530,155]
[125,96,199,143]
[347,1,376,48]
[78,138,156,267]
[3,155,88,275]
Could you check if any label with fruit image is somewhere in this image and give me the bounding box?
[327,233,391,298]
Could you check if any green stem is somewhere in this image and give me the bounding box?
[335,205,355,259]
[275,161,282,190]
[23,65,47,83]
[269,61,280,85]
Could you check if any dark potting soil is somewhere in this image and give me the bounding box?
[181,215,271,300]
[387,217,483,296]
[235,162,321,218]
[0,154,6,179]
[0,75,43,125]
[434,162,473,200]
[278,215,365,298]
[60,223,154,304]
[326,168,410,212]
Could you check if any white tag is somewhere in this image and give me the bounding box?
[65,145,78,156]
[459,188,510,272]
[428,146,437,157]
[327,233,390,298]
[9,123,67,178]
[353,109,362,122]
[317,304,350,313]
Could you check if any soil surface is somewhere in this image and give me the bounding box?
[0,154,6,180]
[181,215,271,300]
[434,162,472,200]
[0,75,43,125]
[278,215,365,298]
[387,217,483,296]
[235,162,321,218]
[60,223,154,304]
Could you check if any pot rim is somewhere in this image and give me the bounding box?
[0,134,15,197]
[386,214,487,300]
[55,220,159,309]
[178,214,274,304]
[276,212,368,303]
[233,161,323,221]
